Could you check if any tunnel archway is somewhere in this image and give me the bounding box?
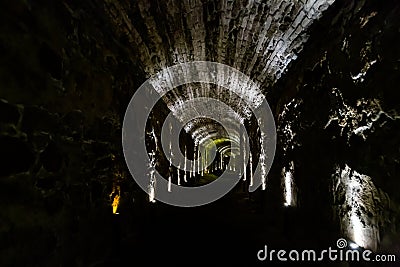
[0,0,399,266]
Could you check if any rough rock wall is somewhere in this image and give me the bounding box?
[273,0,400,254]
[0,1,141,265]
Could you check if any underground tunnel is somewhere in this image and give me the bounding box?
[0,0,399,266]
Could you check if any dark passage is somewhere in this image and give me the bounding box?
[0,0,399,266]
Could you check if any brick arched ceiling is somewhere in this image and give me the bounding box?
[103,0,336,142]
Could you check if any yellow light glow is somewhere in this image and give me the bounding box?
[110,185,121,214]
[112,194,120,214]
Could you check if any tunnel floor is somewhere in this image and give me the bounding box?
[100,178,344,267]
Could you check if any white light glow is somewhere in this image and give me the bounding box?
[168,175,172,192]
[242,144,246,181]
[284,171,292,206]
[334,164,384,251]
[148,152,157,203]
[149,188,156,203]
[184,147,187,182]
[259,129,267,190]
[282,161,296,207]
[197,149,200,174]
[177,164,181,185]
[343,166,367,249]
[349,241,360,250]
[350,214,364,247]
[249,153,253,186]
